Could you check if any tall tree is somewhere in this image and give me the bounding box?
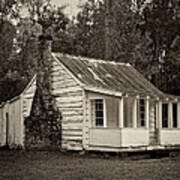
[138,0,180,93]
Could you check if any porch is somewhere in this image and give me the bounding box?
[85,92,180,150]
[157,99,180,145]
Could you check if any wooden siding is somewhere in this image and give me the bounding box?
[0,104,8,146]
[121,128,149,147]
[89,128,149,148]
[51,59,84,151]
[160,129,180,145]
[0,98,23,148]
[8,98,21,146]
[0,77,36,148]
[83,92,122,150]
[89,129,121,147]
[22,78,36,118]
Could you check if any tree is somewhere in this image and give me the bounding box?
[0,0,72,102]
[138,0,180,93]
[74,0,180,94]
[73,0,106,59]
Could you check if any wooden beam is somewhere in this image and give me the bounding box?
[158,101,162,129]
[103,99,107,128]
[146,97,150,129]
[168,103,173,128]
[133,98,137,128]
[177,102,180,128]
[119,97,124,128]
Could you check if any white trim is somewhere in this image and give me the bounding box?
[133,98,137,128]
[158,101,162,128]
[146,97,150,128]
[156,102,159,128]
[177,102,180,128]
[20,95,25,148]
[84,87,122,97]
[82,89,88,148]
[119,97,124,128]
[103,99,107,128]
[168,103,173,128]
[91,98,106,128]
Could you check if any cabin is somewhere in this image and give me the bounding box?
[0,36,180,152]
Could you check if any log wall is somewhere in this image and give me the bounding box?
[23,77,36,118]
[52,59,84,151]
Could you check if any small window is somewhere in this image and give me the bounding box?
[173,103,178,128]
[162,104,168,128]
[95,99,104,127]
[139,99,146,127]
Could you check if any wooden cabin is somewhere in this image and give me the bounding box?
[0,76,36,148]
[0,37,180,152]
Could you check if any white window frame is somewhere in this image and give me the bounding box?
[90,98,107,128]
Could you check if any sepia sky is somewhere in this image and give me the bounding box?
[51,0,84,17]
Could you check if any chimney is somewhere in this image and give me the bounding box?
[38,35,53,60]
[24,35,62,149]
[37,35,53,100]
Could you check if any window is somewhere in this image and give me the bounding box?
[91,98,119,128]
[95,99,104,127]
[173,103,178,128]
[162,104,168,128]
[139,99,146,127]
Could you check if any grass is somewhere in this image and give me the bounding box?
[0,150,180,180]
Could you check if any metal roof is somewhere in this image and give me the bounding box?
[53,53,165,97]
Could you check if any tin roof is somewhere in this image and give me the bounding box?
[53,53,164,97]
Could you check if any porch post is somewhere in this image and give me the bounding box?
[158,101,162,128]
[168,102,173,128]
[133,97,137,128]
[177,102,180,128]
[156,102,159,128]
[103,99,107,128]
[146,96,150,128]
[119,97,124,128]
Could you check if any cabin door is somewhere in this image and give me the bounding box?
[6,113,9,146]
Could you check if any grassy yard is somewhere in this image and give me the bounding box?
[0,150,180,180]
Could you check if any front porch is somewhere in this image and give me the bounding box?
[85,92,180,151]
[157,99,180,145]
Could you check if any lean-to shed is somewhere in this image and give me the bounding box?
[0,76,36,148]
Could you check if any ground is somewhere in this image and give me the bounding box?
[0,150,180,180]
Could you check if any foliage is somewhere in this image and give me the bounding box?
[138,0,180,93]
[73,0,180,94]
[73,0,106,59]
[0,0,71,102]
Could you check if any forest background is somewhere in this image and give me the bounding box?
[0,0,180,103]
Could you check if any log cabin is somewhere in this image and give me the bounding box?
[0,35,180,152]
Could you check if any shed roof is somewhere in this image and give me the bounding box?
[53,53,164,97]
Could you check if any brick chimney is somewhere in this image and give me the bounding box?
[24,35,61,150]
